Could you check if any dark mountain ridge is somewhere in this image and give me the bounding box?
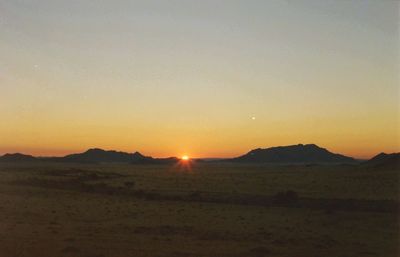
[2,145,396,167]
[62,148,134,163]
[230,144,356,164]
[363,153,400,170]
[60,148,179,164]
[0,153,38,162]
[0,148,179,164]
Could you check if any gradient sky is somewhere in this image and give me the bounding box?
[1,0,399,158]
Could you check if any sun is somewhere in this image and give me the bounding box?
[181,155,189,161]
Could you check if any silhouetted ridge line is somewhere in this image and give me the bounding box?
[230,144,356,164]
[59,148,179,164]
[0,148,180,164]
[3,145,394,165]
[62,148,135,163]
[363,153,400,170]
[0,153,38,162]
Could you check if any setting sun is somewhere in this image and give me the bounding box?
[181,155,189,161]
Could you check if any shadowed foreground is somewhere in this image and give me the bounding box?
[0,162,398,257]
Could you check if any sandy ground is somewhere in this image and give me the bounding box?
[0,162,398,257]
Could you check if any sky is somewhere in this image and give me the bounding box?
[0,0,399,159]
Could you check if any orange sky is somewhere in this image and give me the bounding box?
[1,1,399,159]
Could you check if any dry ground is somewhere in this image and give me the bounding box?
[0,162,398,257]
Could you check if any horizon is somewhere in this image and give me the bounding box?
[1,1,399,159]
[0,143,395,160]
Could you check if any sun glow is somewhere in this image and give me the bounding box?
[181,155,189,161]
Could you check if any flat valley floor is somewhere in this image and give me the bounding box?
[0,162,398,257]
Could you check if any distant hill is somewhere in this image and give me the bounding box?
[130,151,154,164]
[53,148,179,164]
[1,145,359,165]
[130,152,179,164]
[0,148,180,164]
[230,144,356,164]
[62,148,135,163]
[0,153,38,162]
[363,153,400,170]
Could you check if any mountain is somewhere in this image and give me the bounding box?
[230,144,356,164]
[1,145,360,165]
[363,153,400,170]
[0,148,181,164]
[130,151,153,164]
[62,148,134,163]
[0,153,38,162]
[130,151,167,164]
[59,148,180,164]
